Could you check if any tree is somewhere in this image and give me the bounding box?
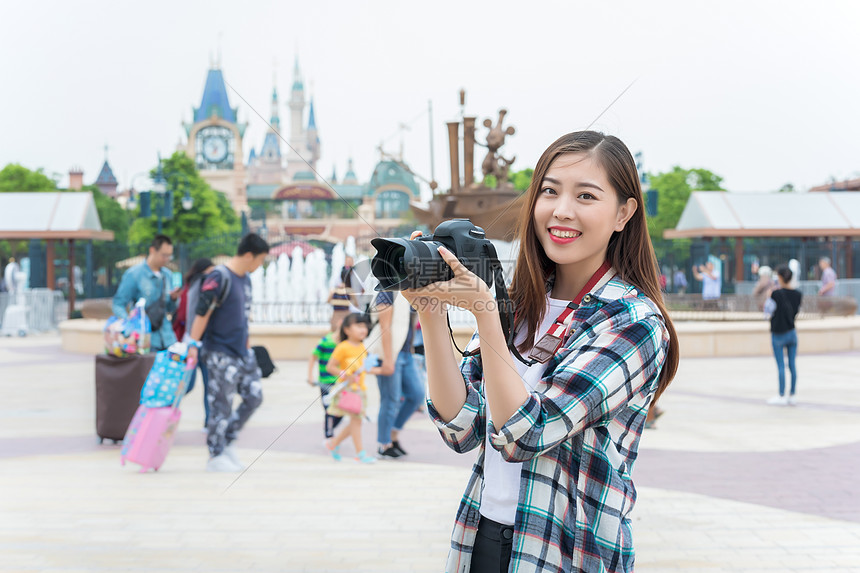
[646,166,725,266]
[84,184,131,244]
[778,183,795,193]
[0,164,58,192]
[508,168,534,192]
[128,152,240,245]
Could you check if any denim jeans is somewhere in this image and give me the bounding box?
[376,351,424,445]
[186,361,211,426]
[771,329,798,396]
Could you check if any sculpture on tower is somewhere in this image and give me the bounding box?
[410,91,524,240]
[479,109,517,187]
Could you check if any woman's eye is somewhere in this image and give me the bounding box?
[540,187,557,195]
[578,192,595,200]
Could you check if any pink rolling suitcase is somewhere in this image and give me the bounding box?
[120,358,195,472]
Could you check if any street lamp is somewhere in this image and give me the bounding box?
[133,154,194,233]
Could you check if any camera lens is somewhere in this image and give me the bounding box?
[371,237,450,290]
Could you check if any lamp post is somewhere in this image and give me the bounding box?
[130,154,194,233]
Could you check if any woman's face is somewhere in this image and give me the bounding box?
[533,153,636,273]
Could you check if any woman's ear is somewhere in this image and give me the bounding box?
[615,197,638,232]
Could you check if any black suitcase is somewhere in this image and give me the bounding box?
[95,353,155,443]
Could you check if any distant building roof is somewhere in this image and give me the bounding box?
[0,192,114,240]
[665,191,860,238]
[368,160,420,196]
[193,69,237,123]
[293,171,316,181]
[809,177,860,192]
[95,160,118,186]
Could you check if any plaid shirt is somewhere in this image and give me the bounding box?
[428,275,669,573]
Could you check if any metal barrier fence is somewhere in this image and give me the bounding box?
[665,292,857,321]
[0,289,67,334]
[249,301,479,328]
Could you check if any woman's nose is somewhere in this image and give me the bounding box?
[552,194,576,221]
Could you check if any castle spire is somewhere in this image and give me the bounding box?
[270,85,281,132]
[308,97,316,130]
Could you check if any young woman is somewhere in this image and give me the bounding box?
[172,258,214,410]
[403,131,679,572]
[766,265,802,406]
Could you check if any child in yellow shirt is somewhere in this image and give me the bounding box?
[325,313,381,463]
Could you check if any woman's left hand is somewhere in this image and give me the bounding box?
[404,246,494,317]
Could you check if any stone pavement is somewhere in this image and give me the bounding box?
[1,335,860,572]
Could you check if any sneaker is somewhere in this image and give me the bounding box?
[787,394,797,406]
[356,450,377,464]
[223,444,245,469]
[377,445,402,460]
[206,454,242,472]
[391,441,408,457]
[325,438,342,461]
[766,395,788,406]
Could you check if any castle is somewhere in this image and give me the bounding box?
[179,59,420,241]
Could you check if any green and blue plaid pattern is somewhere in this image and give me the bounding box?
[427,276,669,573]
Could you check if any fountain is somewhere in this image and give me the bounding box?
[329,242,345,290]
[264,258,279,322]
[250,266,265,320]
[289,246,306,306]
[276,253,290,321]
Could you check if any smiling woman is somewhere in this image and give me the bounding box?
[402,130,680,572]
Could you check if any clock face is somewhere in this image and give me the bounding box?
[196,126,234,169]
[202,136,228,163]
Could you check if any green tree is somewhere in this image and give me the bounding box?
[646,166,725,266]
[778,183,795,193]
[508,168,534,192]
[83,184,131,244]
[128,152,240,245]
[0,164,58,192]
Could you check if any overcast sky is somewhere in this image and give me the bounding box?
[2,1,859,199]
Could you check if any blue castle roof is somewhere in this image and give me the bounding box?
[95,160,118,186]
[260,132,281,159]
[308,99,317,130]
[193,69,237,123]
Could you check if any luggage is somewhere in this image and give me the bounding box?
[1,304,28,337]
[140,349,188,407]
[120,358,195,472]
[252,345,276,378]
[95,353,156,443]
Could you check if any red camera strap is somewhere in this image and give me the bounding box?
[527,261,615,364]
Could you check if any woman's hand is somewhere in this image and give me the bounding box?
[400,232,495,318]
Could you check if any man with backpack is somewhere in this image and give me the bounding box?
[112,235,181,352]
[188,234,270,472]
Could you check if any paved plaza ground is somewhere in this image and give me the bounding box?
[2,334,860,572]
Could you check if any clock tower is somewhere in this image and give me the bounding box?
[184,65,248,211]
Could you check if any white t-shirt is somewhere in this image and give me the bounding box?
[702,274,721,300]
[479,296,570,526]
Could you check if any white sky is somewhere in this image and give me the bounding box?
[2,0,859,199]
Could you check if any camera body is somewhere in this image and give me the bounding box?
[371,219,497,291]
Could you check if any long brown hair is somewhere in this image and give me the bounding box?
[508,131,678,399]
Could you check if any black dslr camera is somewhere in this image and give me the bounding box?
[371,219,498,291]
